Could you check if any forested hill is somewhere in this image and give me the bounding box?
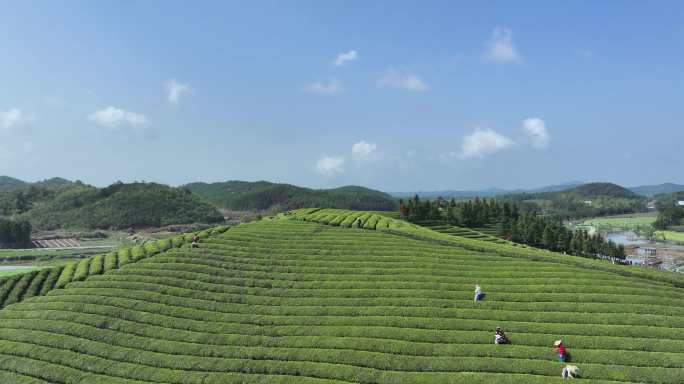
[0,176,27,188]
[500,182,646,218]
[1,181,223,230]
[0,176,74,190]
[567,182,640,199]
[184,180,399,211]
[630,183,684,197]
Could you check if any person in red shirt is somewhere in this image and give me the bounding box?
[191,234,200,248]
[554,340,567,363]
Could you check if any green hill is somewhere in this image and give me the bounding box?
[10,182,224,230]
[0,176,27,189]
[32,177,74,190]
[567,182,639,199]
[630,183,684,197]
[0,176,73,191]
[0,209,680,383]
[184,180,398,212]
[502,182,646,218]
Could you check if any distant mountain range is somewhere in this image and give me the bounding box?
[184,180,398,212]
[0,177,222,230]
[389,181,585,199]
[390,181,684,199]
[627,183,684,197]
[0,176,74,190]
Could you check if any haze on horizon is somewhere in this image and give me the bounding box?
[1,1,682,192]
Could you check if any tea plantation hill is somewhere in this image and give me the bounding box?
[0,180,223,230]
[0,208,681,383]
[184,180,399,212]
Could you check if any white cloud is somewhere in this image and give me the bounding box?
[165,79,192,105]
[333,50,359,67]
[88,106,148,129]
[522,117,550,149]
[303,79,342,95]
[316,156,345,176]
[0,108,32,131]
[0,146,10,159]
[456,127,515,159]
[378,68,429,92]
[484,27,522,64]
[351,140,378,162]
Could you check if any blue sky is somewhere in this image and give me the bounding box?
[1,1,682,191]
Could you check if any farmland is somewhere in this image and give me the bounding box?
[582,213,658,231]
[655,230,684,245]
[0,267,41,277]
[0,210,680,383]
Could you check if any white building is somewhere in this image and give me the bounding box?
[678,200,684,206]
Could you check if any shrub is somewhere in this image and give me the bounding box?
[130,246,146,260]
[72,258,91,281]
[118,248,132,266]
[104,251,118,271]
[55,263,76,288]
[88,254,104,276]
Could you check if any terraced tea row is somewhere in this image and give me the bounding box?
[0,226,230,309]
[418,221,508,244]
[0,217,680,383]
[289,209,684,288]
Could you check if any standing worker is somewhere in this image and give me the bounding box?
[474,284,483,302]
[554,340,567,363]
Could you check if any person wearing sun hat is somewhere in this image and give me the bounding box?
[554,340,567,363]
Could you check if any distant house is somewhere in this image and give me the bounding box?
[583,200,593,206]
[678,200,684,206]
[636,247,657,256]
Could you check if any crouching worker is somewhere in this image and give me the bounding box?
[191,234,200,248]
[474,284,483,302]
[561,364,580,379]
[494,327,509,344]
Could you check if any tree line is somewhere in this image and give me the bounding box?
[653,194,684,230]
[0,218,32,248]
[400,196,626,260]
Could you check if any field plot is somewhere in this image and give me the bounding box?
[0,215,681,383]
[32,238,81,248]
[655,231,684,245]
[582,214,657,231]
[0,266,41,277]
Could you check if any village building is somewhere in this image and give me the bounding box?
[636,247,657,256]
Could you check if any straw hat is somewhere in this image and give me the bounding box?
[554,340,562,346]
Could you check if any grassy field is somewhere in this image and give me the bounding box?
[0,211,680,383]
[0,247,105,260]
[582,213,657,230]
[0,267,41,277]
[655,230,684,245]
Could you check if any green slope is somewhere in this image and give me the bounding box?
[184,180,398,212]
[0,212,681,383]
